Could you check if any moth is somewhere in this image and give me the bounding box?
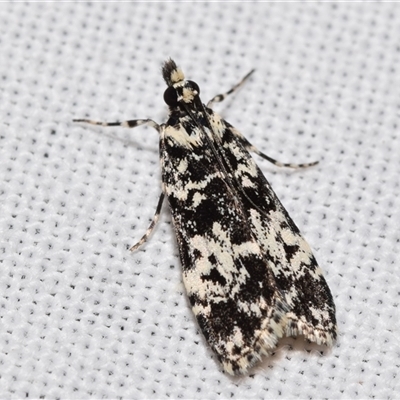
[74,59,337,375]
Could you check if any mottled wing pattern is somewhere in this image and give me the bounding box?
[160,107,336,375]
[161,113,290,375]
[212,112,337,347]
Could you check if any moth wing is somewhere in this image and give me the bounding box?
[218,117,337,346]
[160,109,336,375]
[161,122,289,375]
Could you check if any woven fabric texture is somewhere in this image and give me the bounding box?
[1,3,399,399]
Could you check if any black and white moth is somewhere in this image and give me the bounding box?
[74,59,337,375]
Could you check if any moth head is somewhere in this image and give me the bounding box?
[163,80,200,107]
[162,59,200,107]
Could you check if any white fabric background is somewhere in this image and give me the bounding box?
[1,2,399,399]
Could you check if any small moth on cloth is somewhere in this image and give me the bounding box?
[74,59,337,375]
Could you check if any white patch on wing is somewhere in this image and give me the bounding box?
[165,124,204,149]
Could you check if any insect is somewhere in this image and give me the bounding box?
[74,59,337,375]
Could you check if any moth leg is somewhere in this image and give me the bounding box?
[233,129,318,169]
[129,193,165,252]
[73,118,161,132]
[73,117,164,249]
[207,69,255,108]
[250,145,318,168]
